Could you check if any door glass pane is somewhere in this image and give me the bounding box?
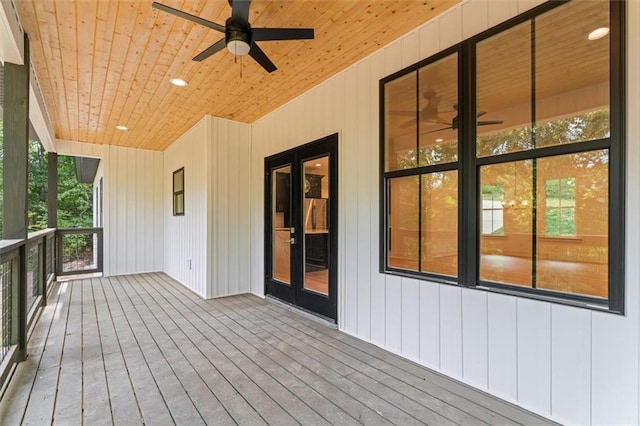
[302,156,329,295]
[272,165,291,285]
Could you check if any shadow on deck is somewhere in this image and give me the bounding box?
[0,273,556,425]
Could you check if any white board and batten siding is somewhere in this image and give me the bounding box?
[163,116,251,299]
[249,0,640,424]
[55,140,164,277]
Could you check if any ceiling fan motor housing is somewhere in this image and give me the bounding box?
[225,17,251,55]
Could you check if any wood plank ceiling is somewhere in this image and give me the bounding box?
[15,0,462,151]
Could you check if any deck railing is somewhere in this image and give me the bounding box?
[56,228,103,276]
[0,227,101,391]
[0,229,56,389]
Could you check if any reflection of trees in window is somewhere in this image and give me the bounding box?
[477,109,609,157]
[545,177,575,236]
[481,184,504,235]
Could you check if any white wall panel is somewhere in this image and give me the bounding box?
[356,60,372,341]
[418,21,440,59]
[462,0,488,39]
[401,32,419,68]
[550,306,591,425]
[163,118,209,296]
[439,285,462,379]
[384,275,402,353]
[517,298,551,416]
[401,278,420,361]
[487,0,518,27]
[342,65,359,336]
[369,50,386,347]
[591,311,639,425]
[487,293,517,400]
[419,281,440,369]
[208,117,252,298]
[462,289,488,389]
[438,7,462,50]
[517,0,546,14]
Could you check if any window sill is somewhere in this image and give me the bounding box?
[538,236,582,242]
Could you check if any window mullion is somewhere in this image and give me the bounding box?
[460,42,477,287]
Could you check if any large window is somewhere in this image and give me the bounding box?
[381,0,624,312]
[384,51,459,279]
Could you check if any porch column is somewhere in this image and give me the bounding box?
[2,34,30,361]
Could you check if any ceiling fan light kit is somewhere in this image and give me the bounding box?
[152,0,314,73]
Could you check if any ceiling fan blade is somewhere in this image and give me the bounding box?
[231,0,251,22]
[192,38,227,62]
[252,28,315,41]
[152,2,225,33]
[249,43,277,73]
[389,110,415,117]
[478,120,504,126]
[424,126,454,134]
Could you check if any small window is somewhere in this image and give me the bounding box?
[545,177,575,236]
[173,168,184,216]
[481,184,504,235]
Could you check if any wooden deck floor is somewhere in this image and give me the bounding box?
[0,273,555,425]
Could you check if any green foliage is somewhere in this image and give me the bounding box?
[57,155,93,228]
[477,109,610,157]
[0,122,93,240]
[545,177,576,236]
[28,140,48,231]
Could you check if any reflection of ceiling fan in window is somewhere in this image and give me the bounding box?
[426,104,504,133]
[390,91,450,128]
[390,91,504,132]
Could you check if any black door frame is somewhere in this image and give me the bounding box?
[264,133,338,321]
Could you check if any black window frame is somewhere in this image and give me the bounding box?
[379,0,625,314]
[173,167,184,216]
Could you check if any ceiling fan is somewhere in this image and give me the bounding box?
[152,0,314,73]
[390,91,450,128]
[425,104,504,133]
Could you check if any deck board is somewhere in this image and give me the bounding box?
[0,273,557,425]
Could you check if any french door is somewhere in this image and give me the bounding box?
[265,134,338,321]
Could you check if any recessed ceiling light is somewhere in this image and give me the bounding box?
[170,77,188,87]
[315,163,322,167]
[588,27,609,41]
[435,138,443,143]
[115,125,128,131]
